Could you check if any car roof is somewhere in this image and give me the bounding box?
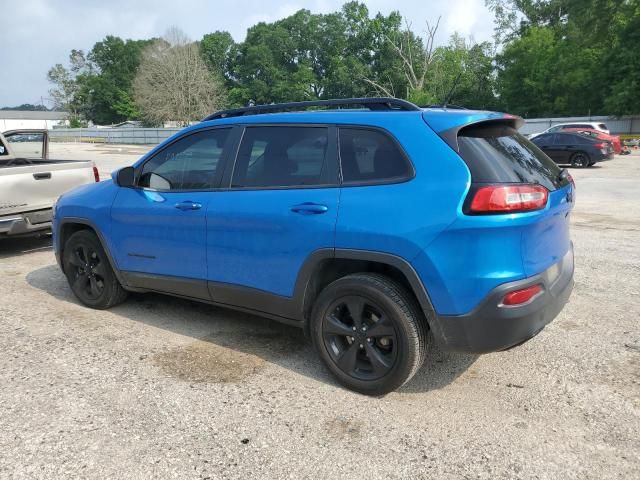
[195,107,515,134]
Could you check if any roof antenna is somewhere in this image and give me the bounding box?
[442,72,462,109]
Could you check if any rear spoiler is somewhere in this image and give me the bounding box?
[427,114,524,153]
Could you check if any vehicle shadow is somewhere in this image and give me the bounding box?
[26,264,477,395]
[0,235,52,259]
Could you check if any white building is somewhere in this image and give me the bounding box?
[0,110,69,131]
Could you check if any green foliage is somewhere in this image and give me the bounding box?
[491,0,640,116]
[200,31,236,80]
[81,36,154,124]
[46,1,638,123]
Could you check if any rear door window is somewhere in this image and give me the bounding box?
[231,126,329,188]
[338,128,411,184]
[457,123,565,190]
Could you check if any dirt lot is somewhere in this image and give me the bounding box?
[1,144,638,479]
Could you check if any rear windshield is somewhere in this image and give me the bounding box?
[457,124,565,190]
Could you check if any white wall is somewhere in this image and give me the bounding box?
[0,118,68,131]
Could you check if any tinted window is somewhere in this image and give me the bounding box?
[232,126,328,188]
[598,123,608,130]
[556,133,595,145]
[5,132,44,159]
[458,124,564,190]
[339,128,410,183]
[139,129,230,190]
[533,133,552,145]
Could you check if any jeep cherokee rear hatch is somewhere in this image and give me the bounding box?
[421,111,574,314]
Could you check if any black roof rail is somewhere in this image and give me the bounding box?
[422,104,469,110]
[203,97,421,121]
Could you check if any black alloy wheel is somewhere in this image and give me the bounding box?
[311,273,428,395]
[62,230,128,309]
[322,295,398,380]
[67,243,107,301]
[571,152,590,168]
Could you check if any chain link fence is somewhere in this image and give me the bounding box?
[48,127,181,145]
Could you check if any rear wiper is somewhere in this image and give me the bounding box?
[558,168,570,183]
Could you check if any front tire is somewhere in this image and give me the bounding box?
[62,230,128,309]
[310,273,428,395]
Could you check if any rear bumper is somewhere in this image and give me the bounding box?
[430,244,574,353]
[0,209,52,237]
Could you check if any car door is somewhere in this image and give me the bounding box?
[110,127,233,299]
[557,133,587,163]
[205,125,339,310]
[533,134,558,161]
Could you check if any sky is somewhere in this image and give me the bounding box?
[0,0,496,108]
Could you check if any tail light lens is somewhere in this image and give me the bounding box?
[502,284,543,306]
[468,184,549,214]
[594,142,604,149]
[93,166,100,182]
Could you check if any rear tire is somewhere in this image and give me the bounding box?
[62,230,128,309]
[310,273,429,395]
[570,152,590,168]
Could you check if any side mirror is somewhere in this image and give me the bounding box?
[116,166,135,187]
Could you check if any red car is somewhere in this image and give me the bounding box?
[561,127,622,154]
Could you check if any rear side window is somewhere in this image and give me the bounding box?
[339,128,411,183]
[232,126,328,188]
[598,123,608,130]
[457,124,563,190]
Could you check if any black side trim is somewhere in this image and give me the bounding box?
[121,272,211,301]
[120,272,303,327]
[333,249,438,324]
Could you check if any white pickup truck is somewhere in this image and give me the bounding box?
[0,129,98,237]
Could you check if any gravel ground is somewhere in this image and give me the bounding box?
[0,145,638,479]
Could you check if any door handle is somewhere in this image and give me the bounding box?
[175,201,202,211]
[290,202,329,215]
[33,172,51,180]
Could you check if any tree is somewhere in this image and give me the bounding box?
[428,35,497,109]
[134,31,226,126]
[371,17,441,104]
[47,49,87,123]
[200,31,236,79]
[77,36,154,124]
[488,0,639,116]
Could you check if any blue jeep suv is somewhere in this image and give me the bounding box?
[53,98,575,394]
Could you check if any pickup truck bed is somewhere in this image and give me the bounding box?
[0,159,96,236]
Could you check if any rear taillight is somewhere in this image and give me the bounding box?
[93,166,100,182]
[594,142,604,149]
[468,184,549,214]
[502,284,543,306]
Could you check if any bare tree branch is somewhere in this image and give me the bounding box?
[134,29,225,126]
